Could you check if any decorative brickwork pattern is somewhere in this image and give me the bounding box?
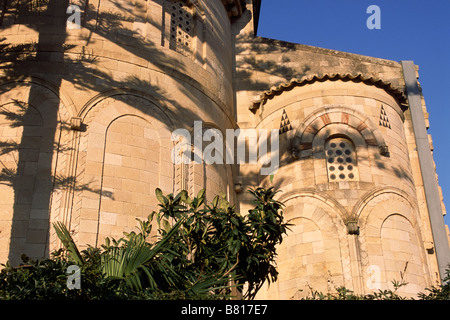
[279,109,292,134]
[379,105,391,129]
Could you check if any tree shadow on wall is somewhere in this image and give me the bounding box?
[0,0,71,265]
[231,16,416,203]
[0,0,236,265]
[234,31,312,92]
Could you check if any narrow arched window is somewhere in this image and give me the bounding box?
[325,137,359,182]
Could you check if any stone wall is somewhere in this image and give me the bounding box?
[0,0,237,264]
[233,0,444,297]
[0,0,446,299]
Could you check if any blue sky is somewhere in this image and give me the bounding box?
[257,0,450,226]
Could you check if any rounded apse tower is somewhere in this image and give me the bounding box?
[0,0,243,265]
[233,1,448,298]
[250,76,433,298]
[1,0,448,300]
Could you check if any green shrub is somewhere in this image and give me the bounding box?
[0,187,290,300]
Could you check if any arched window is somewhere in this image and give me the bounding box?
[325,137,359,182]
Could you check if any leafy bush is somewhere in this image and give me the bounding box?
[300,269,450,300]
[2,186,448,300]
[0,187,291,300]
[302,280,410,300]
[0,253,75,300]
[418,268,450,300]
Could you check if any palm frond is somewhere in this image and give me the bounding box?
[101,217,185,291]
[53,222,84,265]
[187,271,241,298]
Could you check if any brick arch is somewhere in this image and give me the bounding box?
[96,114,163,244]
[268,216,326,299]
[71,93,176,248]
[353,187,419,221]
[292,106,387,158]
[0,80,73,127]
[379,214,429,295]
[0,78,76,123]
[179,121,234,204]
[259,190,352,299]
[311,123,371,184]
[277,188,349,221]
[354,187,431,295]
[78,89,179,130]
[0,80,76,263]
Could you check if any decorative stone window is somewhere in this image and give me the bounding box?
[165,0,194,56]
[325,137,359,182]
